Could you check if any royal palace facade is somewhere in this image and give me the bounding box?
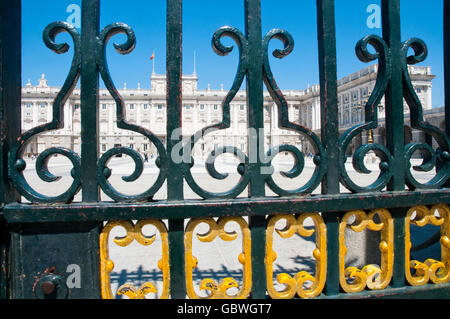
[21,64,436,158]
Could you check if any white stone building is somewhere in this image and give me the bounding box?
[20,64,434,158]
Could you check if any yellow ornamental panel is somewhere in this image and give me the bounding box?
[405,205,450,286]
[339,209,394,293]
[184,217,251,299]
[99,220,170,299]
[265,213,327,299]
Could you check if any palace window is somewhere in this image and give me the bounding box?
[362,87,369,97]
[352,110,358,124]
[343,110,349,125]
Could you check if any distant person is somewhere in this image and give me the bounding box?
[144,153,148,163]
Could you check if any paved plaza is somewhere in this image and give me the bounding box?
[20,154,442,298]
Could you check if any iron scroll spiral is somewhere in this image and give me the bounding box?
[401,38,450,189]
[96,23,168,202]
[181,27,250,199]
[263,29,326,196]
[182,27,326,199]
[339,35,394,193]
[9,22,82,204]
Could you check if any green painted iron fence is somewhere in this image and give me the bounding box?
[0,0,449,299]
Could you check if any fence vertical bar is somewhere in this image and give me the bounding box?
[245,0,267,298]
[80,0,100,202]
[316,0,341,296]
[0,0,22,299]
[381,0,406,288]
[79,0,102,298]
[166,0,186,299]
[0,0,22,205]
[445,0,450,139]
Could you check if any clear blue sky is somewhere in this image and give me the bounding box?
[22,0,445,108]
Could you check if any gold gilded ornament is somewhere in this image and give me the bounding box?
[184,217,251,299]
[339,209,393,293]
[265,213,327,299]
[405,205,450,286]
[100,220,170,299]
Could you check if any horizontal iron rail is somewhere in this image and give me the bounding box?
[318,283,450,299]
[3,189,450,223]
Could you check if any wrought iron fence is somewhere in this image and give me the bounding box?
[0,0,449,299]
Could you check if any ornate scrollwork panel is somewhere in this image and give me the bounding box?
[262,30,326,196]
[184,217,251,299]
[405,205,450,286]
[96,23,168,202]
[100,220,170,299]
[265,213,327,299]
[9,22,82,203]
[339,209,394,293]
[182,27,250,200]
[401,40,450,189]
[183,27,326,199]
[339,35,394,193]
[340,33,450,193]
